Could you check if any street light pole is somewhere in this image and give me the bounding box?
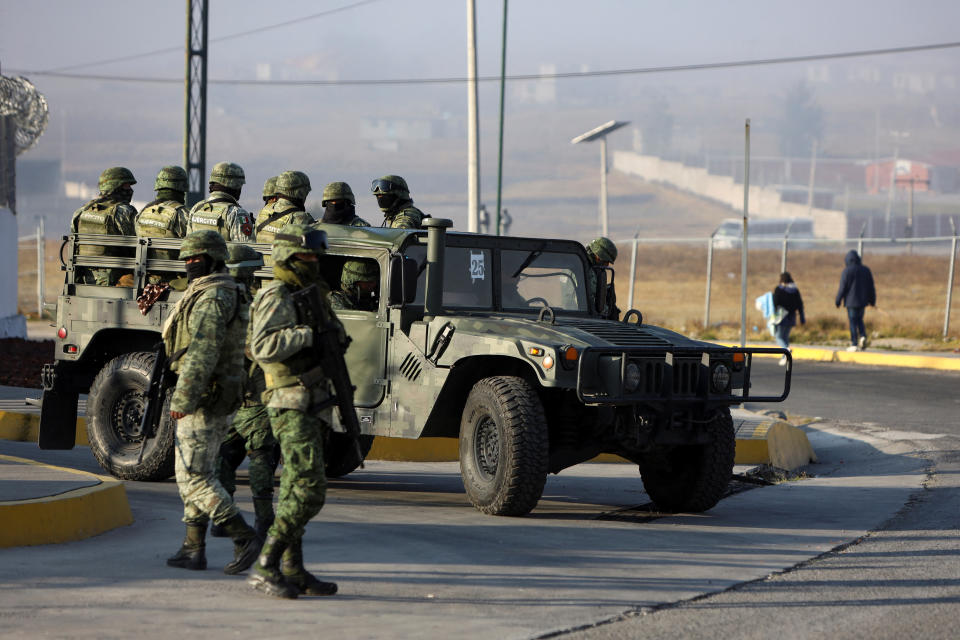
[466,0,480,233]
[572,120,628,238]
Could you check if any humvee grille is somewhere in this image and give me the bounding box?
[631,357,700,396]
[399,352,423,382]
[559,319,672,347]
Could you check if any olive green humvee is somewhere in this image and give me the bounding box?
[39,219,791,516]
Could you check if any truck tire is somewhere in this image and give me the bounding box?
[325,433,375,478]
[87,352,175,481]
[639,407,735,513]
[459,376,548,516]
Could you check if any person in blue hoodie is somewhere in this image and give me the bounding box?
[835,250,876,351]
[772,272,805,365]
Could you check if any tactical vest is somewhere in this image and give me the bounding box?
[188,194,237,236]
[258,283,333,391]
[73,198,127,256]
[255,200,307,245]
[137,199,185,260]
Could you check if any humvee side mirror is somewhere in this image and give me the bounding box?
[388,254,418,307]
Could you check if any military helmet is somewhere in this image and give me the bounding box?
[271,223,327,264]
[98,167,137,194]
[341,259,378,289]
[370,174,409,199]
[322,181,355,206]
[262,176,278,199]
[587,237,618,264]
[276,170,311,201]
[154,165,188,192]
[209,161,246,189]
[180,230,229,262]
[226,243,264,280]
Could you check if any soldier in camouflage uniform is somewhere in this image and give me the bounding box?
[254,170,315,248]
[70,167,138,286]
[585,237,620,320]
[247,223,345,599]
[211,244,279,540]
[186,162,255,242]
[319,181,369,227]
[136,166,190,284]
[163,230,262,575]
[261,175,279,208]
[328,259,379,311]
[370,174,427,229]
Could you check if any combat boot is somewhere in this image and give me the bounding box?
[220,513,262,575]
[281,538,338,596]
[166,522,207,570]
[252,496,275,539]
[247,535,299,599]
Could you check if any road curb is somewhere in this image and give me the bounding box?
[0,454,133,548]
[0,411,88,446]
[719,342,960,371]
[733,417,817,470]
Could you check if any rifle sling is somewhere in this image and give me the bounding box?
[256,206,301,234]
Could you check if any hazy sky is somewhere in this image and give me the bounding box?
[4,0,959,81]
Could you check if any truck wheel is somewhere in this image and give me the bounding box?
[459,376,548,516]
[639,407,735,513]
[325,433,375,478]
[87,352,175,481]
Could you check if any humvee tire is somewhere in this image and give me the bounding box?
[639,407,735,513]
[459,376,548,516]
[87,352,176,481]
[325,433,375,478]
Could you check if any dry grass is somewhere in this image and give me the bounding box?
[615,244,960,351]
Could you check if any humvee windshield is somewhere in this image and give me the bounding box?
[406,244,588,312]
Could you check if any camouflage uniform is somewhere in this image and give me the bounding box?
[71,167,138,286]
[136,166,189,283]
[187,162,255,242]
[319,181,370,227]
[248,223,343,599]
[585,237,620,320]
[328,259,378,311]
[371,174,427,229]
[214,244,278,538]
[163,230,260,575]
[255,171,315,247]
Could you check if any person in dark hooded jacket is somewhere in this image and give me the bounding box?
[772,272,805,365]
[835,250,876,351]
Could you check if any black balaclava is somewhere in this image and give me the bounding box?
[113,186,134,203]
[156,189,186,204]
[185,255,214,282]
[375,193,398,213]
[322,201,356,224]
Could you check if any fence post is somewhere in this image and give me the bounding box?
[780,220,794,274]
[36,218,44,317]
[857,222,867,258]
[704,233,715,328]
[627,234,638,312]
[945,218,957,339]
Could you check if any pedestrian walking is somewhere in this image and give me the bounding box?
[772,272,805,365]
[835,250,876,352]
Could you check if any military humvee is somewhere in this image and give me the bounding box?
[39,219,790,516]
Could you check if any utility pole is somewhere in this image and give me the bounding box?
[805,138,818,216]
[184,0,209,208]
[466,0,480,233]
[494,0,508,236]
[895,175,930,254]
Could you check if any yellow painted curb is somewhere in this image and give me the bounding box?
[719,342,960,371]
[734,419,817,470]
[0,454,133,548]
[0,412,88,446]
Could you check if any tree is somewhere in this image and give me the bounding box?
[779,80,823,157]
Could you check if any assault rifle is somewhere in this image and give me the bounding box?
[138,342,170,464]
[291,283,364,468]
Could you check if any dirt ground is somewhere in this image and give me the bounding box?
[0,338,53,389]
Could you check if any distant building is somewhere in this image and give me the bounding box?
[866,159,932,194]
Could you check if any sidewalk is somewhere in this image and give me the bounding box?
[720,340,960,371]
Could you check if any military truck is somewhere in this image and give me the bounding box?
[39,220,791,516]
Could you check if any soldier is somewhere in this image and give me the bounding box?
[136,166,190,283]
[211,244,279,540]
[247,223,344,599]
[319,181,370,226]
[329,259,379,311]
[262,175,279,208]
[254,170,315,246]
[370,174,427,229]
[70,166,138,286]
[186,161,255,242]
[163,230,262,575]
[585,237,620,320]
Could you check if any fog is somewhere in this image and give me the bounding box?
[3,0,959,238]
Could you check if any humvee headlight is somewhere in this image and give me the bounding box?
[710,363,732,393]
[624,362,641,392]
[542,355,555,370]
